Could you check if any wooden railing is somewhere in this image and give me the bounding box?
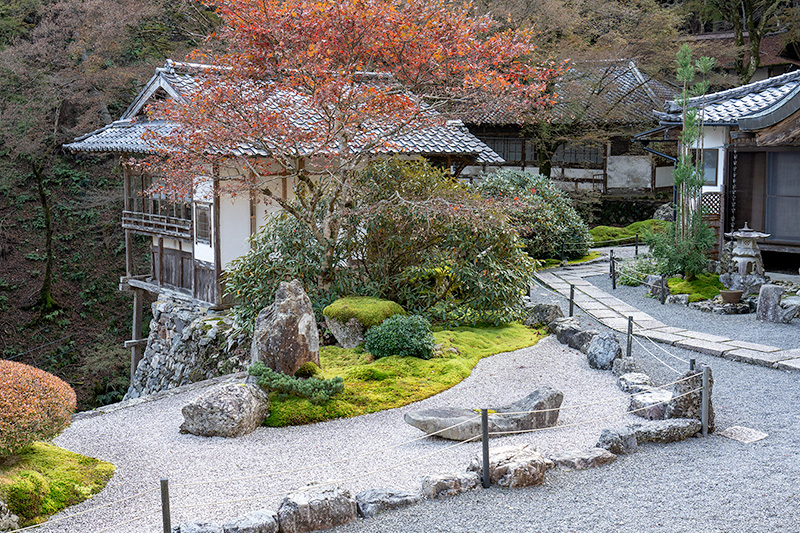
[122,211,192,240]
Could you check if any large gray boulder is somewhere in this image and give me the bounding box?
[180,383,269,438]
[323,316,366,349]
[251,280,320,376]
[421,472,480,499]
[629,418,701,443]
[586,332,622,370]
[355,488,420,519]
[667,364,715,433]
[596,427,638,455]
[549,447,616,470]
[467,445,553,488]
[719,272,766,297]
[629,387,673,420]
[277,485,357,533]
[524,303,564,328]
[617,372,654,394]
[756,284,798,324]
[404,387,564,441]
[550,317,582,343]
[0,500,19,533]
[222,509,279,533]
[653,203,673,221]
[645,274,668,301]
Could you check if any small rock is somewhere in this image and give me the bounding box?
[178,523,224,533]
[277,485,357,533]
[586,332,622,370]
[355,488,420,519]
[467,445,553,488]
[568,329,599,354]
[596,427,638,455]
[666,364,714,433]
[324,316,366,349]
[629,418,702,443]
[180,383,269,438]
[421,472,480,499]
[630,388,673,420]
[549,447,616,470]
[612,357,640,376]
[524,303,564,328]
[666,294,689,305]
[222,509,278,533]
[617,373,654,393]
[0,500,20,532]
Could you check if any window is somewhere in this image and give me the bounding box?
[483,136,536,164]
[693,149,718,186]
[195,204,211,245]
[553,143,604,165]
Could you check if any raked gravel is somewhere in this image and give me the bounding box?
[42,335,642,533]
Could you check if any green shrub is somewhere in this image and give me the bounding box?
[618,254,664,286]
[249,362,344,405]
[0,361,76,458]
[365,314,435,360]
[475,170,591,260]
[323,297,405,328]
[294,362,321,379]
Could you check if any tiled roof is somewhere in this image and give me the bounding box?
[656,69,800,126]
[67,61,502,164]
[456,60,676,126]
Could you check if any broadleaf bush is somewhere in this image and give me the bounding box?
[365,314,435,360]
[0,360,76,457]
[248,362,344,405]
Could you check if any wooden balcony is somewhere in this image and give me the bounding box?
[122,210,192,240]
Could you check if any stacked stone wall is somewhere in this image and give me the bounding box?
[124,296,250,400]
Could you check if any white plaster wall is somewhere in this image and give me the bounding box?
[219,192,252,266]
[697,125,728,193]
[606,155,652,189]
[655,165,675,188]
[151,236,185,251]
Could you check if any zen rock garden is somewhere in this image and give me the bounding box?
[171,286,714,533]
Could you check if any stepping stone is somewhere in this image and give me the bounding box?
[674,338,734,357]
[775,358,800,372]
[636,330,685,346]
[681,331,731,344]
[720,340,782,353]
[724,349,794,367]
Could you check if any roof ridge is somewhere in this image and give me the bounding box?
[668,69,800,112]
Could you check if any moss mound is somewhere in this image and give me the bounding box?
[590,219,666,246]
[668,272,723,302]
[323,296,405,328]
[0,442,115,526]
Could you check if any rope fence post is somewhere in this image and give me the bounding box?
[481,409,490,488]
[611,251,617,290]
[627,316,633,358]
[160,478,171,533]
[660,275,667,305]
[701,366,710,436]
[569,284,575,317]
[635,233,639,257]
[690,358,696,371]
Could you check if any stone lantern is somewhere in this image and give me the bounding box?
[724,223,770,277]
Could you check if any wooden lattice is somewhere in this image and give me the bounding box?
[701,192,721,216]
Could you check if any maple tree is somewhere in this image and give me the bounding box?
[145,0,565,289]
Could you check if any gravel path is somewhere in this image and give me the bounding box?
[42,336,640,533]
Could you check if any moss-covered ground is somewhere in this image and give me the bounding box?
[668,272,724,302]
[0,442,115,526]
[265,322,546,426]
[323,296,405,328]
[590,219,666,246]
[538,251,601,270]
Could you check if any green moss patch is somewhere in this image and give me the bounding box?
[590,219,666,246]
[265,322,546,426]
[323,296,405,328]
[668,272,723,302]
[538,251,601,269]
[0,442,115,526]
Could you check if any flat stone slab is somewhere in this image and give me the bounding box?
[601,318,631,332]
[649,326,688,334]
[681,331,732,343]
[636,331,685,346]
[588,309,620,319]
[775,358,800,372]
[720,340,782,353]
[404,387,563,441]
[674,338,734,357]
[717,426,768,444]
[577,301,608,310]
[549,447,616,470]
[633,319,667,330]
[724,348,792,367]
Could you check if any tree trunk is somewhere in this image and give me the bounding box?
[31,163,60,316]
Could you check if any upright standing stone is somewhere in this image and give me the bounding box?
[666,364,715,433]
[277,485,357,533]
[251,280,320,376]
[756,284,796,324]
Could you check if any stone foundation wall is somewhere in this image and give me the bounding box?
[124,295,251,400]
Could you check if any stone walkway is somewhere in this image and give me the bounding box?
[533,261,800,373]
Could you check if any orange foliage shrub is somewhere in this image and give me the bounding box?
[0,361,76,457]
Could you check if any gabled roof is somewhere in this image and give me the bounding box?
[457,59,676,127]
[656,69,800,129]
[65,61,503,164]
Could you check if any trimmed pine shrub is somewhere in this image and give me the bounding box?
[0,361,76,457]
[365,314,435,360]
[249,362,344,405]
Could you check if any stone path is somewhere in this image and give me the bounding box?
[533,261,800,373]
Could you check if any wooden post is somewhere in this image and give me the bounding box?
[130,289,144,382]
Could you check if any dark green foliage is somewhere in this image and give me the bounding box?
[595,197,668,227]
[294,361,321,379]
[475,170,591,260]
[249,362,344,405]
[646,219,715,279]
[365,314,435,360]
